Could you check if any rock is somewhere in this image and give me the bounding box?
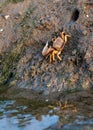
[89,62,93,72]
[0,28,3,33]
[18,12,22,16]
[0,0,93,95]
[86,14,89,17]
[72,49,77,55]
[82,77,91,90]
[83,30,88,36]
[68,0,74,4]
[15,15,19,19]
[70,73,79,83]
[15,12,23,19]
[3,14,10,20]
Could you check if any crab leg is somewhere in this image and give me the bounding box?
[64,35,71,43]
[61,32,65,41]
[50,50,57,63]
[50,54,52,63]
[52,51,56,61]
[57,51,62,61]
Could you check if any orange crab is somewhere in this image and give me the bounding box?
[42,32,71,63]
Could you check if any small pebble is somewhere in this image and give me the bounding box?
[72,49,77,55]
[45,99,49,102]
[53,0,60,3]
[15,15,19,19]
[84,6,86,9]
[18,12,22,16]
[68,0,73,4]
[0,28,3,32]
[83,30,88,36]
[15,12,22,19]
[86,15,89,17]
[4,15,10,20]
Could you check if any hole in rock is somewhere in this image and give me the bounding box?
[71,9,80,22]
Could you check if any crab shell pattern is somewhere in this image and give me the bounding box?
[53,36,65,51]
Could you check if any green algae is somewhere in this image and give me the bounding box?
[0,5,37,85]
[6,0,24,4]
[0,43,27,84]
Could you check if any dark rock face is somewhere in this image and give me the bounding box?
[0,0,93,94]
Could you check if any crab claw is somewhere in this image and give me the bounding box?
[42,41,54,56]
[42,41,49,56]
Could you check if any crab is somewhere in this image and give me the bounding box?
[42,32,71,63]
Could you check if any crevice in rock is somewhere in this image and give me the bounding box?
[71,8,80,22]
[3,72,14,85]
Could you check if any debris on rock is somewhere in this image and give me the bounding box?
[2,14,10,20]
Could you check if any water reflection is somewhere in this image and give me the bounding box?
[0,115,59,130]
[0,100,59,130]
[0,99,93,130]
[62,115,93,130]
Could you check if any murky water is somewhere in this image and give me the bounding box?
[0,99,93,130]
[0,99,59,130]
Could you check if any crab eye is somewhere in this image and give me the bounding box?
[71,8,80,22]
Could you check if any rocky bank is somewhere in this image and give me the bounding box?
[0,0,93,96]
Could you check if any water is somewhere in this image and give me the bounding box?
[62,117,93,130]
[0,115,59,130]
[0,99,93,130]
[0,100,59,130]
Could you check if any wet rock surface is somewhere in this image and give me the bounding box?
[0,0,93,94]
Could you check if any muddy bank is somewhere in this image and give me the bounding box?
[0,0,93,96]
